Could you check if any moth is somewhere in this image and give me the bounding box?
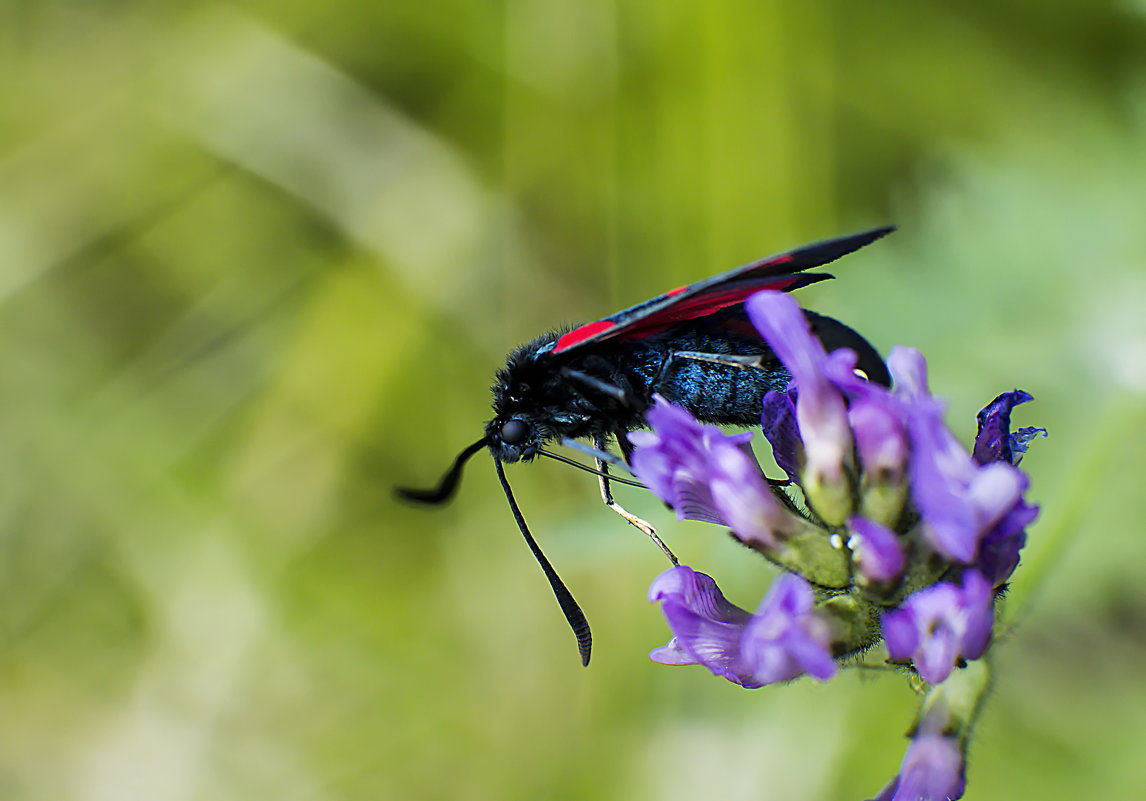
[398,227,893,665]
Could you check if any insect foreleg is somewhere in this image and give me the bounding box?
[617,430,635,464]
[653,350,769,393]
[560,368,632,406]
[594,435,677,565]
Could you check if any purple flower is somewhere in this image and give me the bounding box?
[869,669,983,801]
[850,396,908,485]
[649,566,836,688]
[977,499,1039,587]
[887,345,930,398]
[883,571,993,685]
[888,348,1028,563]
[964,390,1044,584]
[630,397,805,548]
[870,729,965,801]
[648,567,751,670]
[849,393,910,527]
[848,516,906,584]
[747,292,854,523]
[973,390,1046,466]
[627,399,740,525]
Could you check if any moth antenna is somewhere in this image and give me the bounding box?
[536,448,645,488]
[493,457,592,667]
[396,438,488,504]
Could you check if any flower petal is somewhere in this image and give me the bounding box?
[631,397,803,548]
[1009,426,1047,465]
[889,731,965,801]
[849,516,907,583]
[972,390,1033,465]
[881,572,995,685]
[903,389,1027,563]
[977,500,1039,586]
[648,565,752,623]
[887,346,931,398]
[648,567,836,688]
[630,398,746,525]
[649,637,697,666]
[957,571,994,660]
[648,566,753,682]
[760,390,803,482]
[747,291,854,523]
[740,573,838,685]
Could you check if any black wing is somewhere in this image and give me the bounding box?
[549,227,893,355]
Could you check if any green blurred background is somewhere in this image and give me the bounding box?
[3,1,1145,799]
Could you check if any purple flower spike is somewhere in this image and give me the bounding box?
[649,566,836,688]
[870,729,965,801]
[747,291,853,523]
[849,517,906,583]
[883,572,993,685]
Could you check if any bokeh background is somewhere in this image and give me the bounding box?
[3,1,1145,799]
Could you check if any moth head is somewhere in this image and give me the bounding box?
[485,415,542,463]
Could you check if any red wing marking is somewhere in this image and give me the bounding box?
[553,275,814,353]
[554,319,617,351]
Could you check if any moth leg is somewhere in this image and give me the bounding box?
[651,349,777,399]
[560,368,632,406]
[654,350,770,391]
[594,435,678,565]
[617,431,636,465]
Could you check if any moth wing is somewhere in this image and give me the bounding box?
[550,226,893,355]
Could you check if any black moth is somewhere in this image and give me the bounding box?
[397,227,894,666]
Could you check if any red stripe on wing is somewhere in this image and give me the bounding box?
[554,319,617,352]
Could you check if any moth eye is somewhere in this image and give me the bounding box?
[500,419,529,445]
